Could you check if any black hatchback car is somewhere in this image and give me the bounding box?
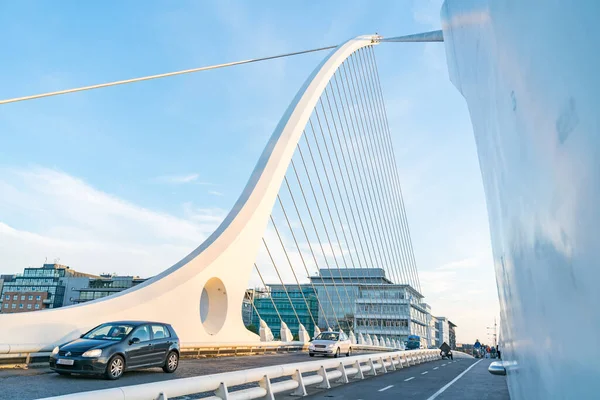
[49,321,180,380]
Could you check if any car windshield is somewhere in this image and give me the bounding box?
[316,332,339,341]
[82,323,134,341]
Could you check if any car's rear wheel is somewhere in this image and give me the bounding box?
[163,351,179,373]
[346,347,352,357]
[309,353,315,357]
[334,348,340,358]
[104,355,125,380]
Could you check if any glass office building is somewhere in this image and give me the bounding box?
[74,274,148,303]
[0,264,97,313]
[250,285,319,339]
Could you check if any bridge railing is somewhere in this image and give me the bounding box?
[0,341,400,367]
[40,349,440,400]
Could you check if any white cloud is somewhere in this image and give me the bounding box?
[436,257,480,271]
[0,167,226,277]
[208,190,224,196]
[153,173,207,184]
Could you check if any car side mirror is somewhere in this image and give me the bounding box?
[79,334,84,338]
[488,361,506,376]
[129,337,141,345]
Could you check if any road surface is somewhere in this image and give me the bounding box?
[291,357,509,400]
[0,351,326,400]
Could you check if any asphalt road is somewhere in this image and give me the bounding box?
[0,351,330,400]
[0,353,509,400]
[289,357,509,400]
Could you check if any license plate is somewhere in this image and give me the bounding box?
[57,359,74,366]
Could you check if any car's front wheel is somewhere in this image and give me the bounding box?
[163,351,179,373]
[346,347,352,357]
[104,355,125,380]
[334,348,340,358]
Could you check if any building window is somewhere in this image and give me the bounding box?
[27,304,32,310]
[20,295,25,300]
[28,295,33,301]
[19,304,24,309]
[35,304,40,309]
[4,295,8,300]
[11,304,16,309]
[36,295,41,300]
[3,304,7,309]
[13,295,17,300]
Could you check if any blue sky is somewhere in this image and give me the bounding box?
[0,0,498,344]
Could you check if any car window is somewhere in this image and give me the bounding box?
[131,325,151,342]
[316,332,339,341]
[151,325,170,340]
[83,323,133,341]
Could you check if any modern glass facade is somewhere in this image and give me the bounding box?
[250,285,319,339]
[309,268,392,331]
[354,284,429,344]
[0,264,97,313]
[0,265,149,313]
[75,275,148,303]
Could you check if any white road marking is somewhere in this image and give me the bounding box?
[426,360,483,400]
[433,367,439,370]
[421,371,429,375]
[404,377,415,381]
[441,364,446,366]
[379,385,394,392]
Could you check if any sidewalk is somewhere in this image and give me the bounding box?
[435,359,510,400]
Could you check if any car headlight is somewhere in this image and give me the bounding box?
[51,346,59,355]
[82,349,102,358]
[327,343,335,348]
[308,344,314,349]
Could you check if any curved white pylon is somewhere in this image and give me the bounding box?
[0,35,381,350]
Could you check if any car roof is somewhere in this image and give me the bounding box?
[103,320,170,327]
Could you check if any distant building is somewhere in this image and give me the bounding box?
[250,285,319,340]
[242,289,256,327]
[0,275,14,311]
[435,316,451,347]
[424,306,438,348]
[354,283,429,345]
[448,320,457,349]
[1,264,98,313]
[309,268,393,332]
[74,274,149,303]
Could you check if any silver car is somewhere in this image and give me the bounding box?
[308,331,352,358]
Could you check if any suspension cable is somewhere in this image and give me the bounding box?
[0,45,337,105]
[268,215,318,329]
[276,193,333,330]
[322,73,380,338]
[261,238,302,325]
[282,176,341,330]
[254,263,283,323]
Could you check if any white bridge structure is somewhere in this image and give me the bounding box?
[3,0,599,398]
[0,33,434,353]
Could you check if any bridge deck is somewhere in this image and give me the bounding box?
[293,357,509,400]
[0,352,318,400]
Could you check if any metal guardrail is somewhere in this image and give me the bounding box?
[39,349,439,400]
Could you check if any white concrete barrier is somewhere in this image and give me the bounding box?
[38,349,440,400]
